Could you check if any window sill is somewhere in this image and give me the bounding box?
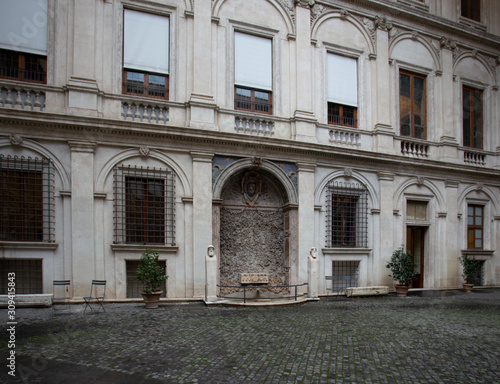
[460,249,494,260]
[0,242,58,250]
[111,244,179,253]
[322,248,372,256]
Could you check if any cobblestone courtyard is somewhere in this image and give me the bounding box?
[2,289,500,384]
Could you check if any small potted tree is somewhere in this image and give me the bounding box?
[386,247,417,297]
[137,248,167,308]
[458,253,481,293]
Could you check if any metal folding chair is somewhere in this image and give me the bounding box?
[83,280,106,314]
[52,280,71,313]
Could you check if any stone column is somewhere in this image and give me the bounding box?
[191,152,214,298]
[297,162,316,289]
[377,172,395,286]
[373,20,395,154]
[292,2,316,142]
[69,141,97,298]
[188,0,217,129]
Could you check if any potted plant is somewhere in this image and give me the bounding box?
[137,248,168,308]
[386,247,417,297]
[458,253,481,293]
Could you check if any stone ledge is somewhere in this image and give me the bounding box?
[0,294,53,308]
[345,286,389,297]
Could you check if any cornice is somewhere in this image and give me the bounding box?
[0,112,499,184]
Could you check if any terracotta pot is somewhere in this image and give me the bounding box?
[141,291,162,309]
[395,285,409,297]
[462,283,474,293]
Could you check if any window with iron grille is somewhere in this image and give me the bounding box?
[0,49,47,84]
[0,259,43,294]
[328,102,357,128]
[0,155,55,242]
[114,165,175,245]
[326,181,368,248]
[463,86,482,149]
[331,261,359,291]
[126,260,166,298]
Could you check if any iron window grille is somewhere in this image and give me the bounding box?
[126,260,167,298]
[0,155,55,242]
[114,165,175,245]
[0,49,47,84]
[331,261,360,291]
[326,181,368,248]
[0,259,43,294]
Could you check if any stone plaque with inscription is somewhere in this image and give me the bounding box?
[240,273,269,284]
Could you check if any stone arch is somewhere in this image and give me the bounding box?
[95,148,190,196]
[315,169,379,210]
[453,51,497,86]
[213,158,297,205]
[389,32,441,73]
[0,138,70,190]
[312,11,376,57]
[457,185,500,217]
[393,178,446,214]
[212,0,295,36]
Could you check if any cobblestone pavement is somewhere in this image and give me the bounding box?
[2,289,500,384]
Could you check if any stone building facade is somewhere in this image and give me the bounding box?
[0,0,499,301]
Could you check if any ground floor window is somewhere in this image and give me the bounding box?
[126,260,166,298]
[329,261,359,291]
[0,259,42,294]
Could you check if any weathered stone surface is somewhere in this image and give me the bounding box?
[240,273,269,284]
[345,286,389,297]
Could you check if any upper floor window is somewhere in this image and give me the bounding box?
[463,86,482,149]
[327,53,358,128]
[400,70,426,139]
[123,10,169,99]
[234,32,272,115]
[0,155,55,242]
[326,181,368,248]
[461,0,480,22]
[467,204,483,249]
[0,0,48,84]
[114,165,175,245]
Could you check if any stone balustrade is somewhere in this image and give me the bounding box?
[329,129,360,147]
[463,150,486,166]
[121,102,169,124]
[0,87,45,111]
[235,116,275,136]
[400,140,429,158]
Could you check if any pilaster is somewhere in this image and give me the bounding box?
[292,2,317,143]
[377,171,395,286]
[191,152,214,298]
[442,180,459,288]
[297,162,316,288]
[69,141,97,298]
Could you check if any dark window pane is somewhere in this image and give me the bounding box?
[0,50,19,79]
[126,71,145,95]
[148,74,166,98]
[473,91,482,148]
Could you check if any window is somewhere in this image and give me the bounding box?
[0,259,43,294]
[327,53,358,128]
[330,261,359,291]
[0,0,48,84]
[0,155,55,242]
[326,181,368,248]
[400,71,426,139]
[123,10,169,99]
[463,86,482,149]
[467,205,483,249]
[234,32,272,114]
[461,0,480,22]
[126,260,166,298]
[114,165,175,245]
[407,201,427,221]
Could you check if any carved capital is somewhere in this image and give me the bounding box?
[295,0,315,8]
